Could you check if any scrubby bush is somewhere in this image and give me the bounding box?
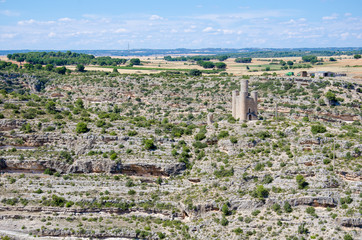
[76,122,89,133]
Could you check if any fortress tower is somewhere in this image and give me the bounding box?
[232,80,258,121]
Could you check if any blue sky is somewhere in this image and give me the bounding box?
[0,0,361,49]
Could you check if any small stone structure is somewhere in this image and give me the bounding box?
[232,80,258,121]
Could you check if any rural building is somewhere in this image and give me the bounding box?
[232,80,258,121]
[310,71,336,78]
[299,71,308,77]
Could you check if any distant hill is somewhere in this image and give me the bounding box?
[0,47,362,57]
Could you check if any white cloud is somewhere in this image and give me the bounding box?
[340,32,349,40]
[18,19,56,25]
[18,19,36,25]
[114,28,127,33]
[149,15,163,20]
[58,18,72,22]
[2,10,362,49]
[184,29,194,33]
[0,10,20,17]
[202,27,214,32]
[322,14,338,20]
[0,33,15,39]
[344,13,352,17]
[220,29,234,34]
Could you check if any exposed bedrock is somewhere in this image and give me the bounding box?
[36,228,139,239]
[121,162,186,177]
[0,158,185,176]
[0,119,26,131]
[337,218,362,228]
[286,196,338,207]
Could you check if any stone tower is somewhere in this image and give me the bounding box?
[232,79,258,121]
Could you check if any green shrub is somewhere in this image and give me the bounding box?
[262,175,274,184]
[44,168,54,175]
[128,130,138,136]
[75,122,89,134]
[143,139,156,150]
[284,202,293,213]
[110,153,118,160]
[217,130,229,139]
[311,125,327,134]
[272,203,281,212]
[230,136,238,144]
[34,189,43,194]
[221,203,229,216]
[220,217,229,226]
[296,175,309,189]
[344,234,353,240]
[251,185,269,200]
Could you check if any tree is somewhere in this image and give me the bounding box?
[156,176,163,185]
[302,55,318,64]
[287,60,294,66]
[35,64,43,70]
[215,62,227,69]
[16,57,25,64]
[55,66,66,74]
[75,122,89,134]
[76,64,85,72]
[189,69,202,76]
[354,54,361,59]
[325,91,337,104]
[329,57,337,61]
[130,58,141,65]
[221,203,230,216]
[75,98,84,109]
[201,61,215,69]
[283,201,293,213]
[45,101,56,114]
[296,174,309,189]
[45,64,54,71]
[235,57,252,63]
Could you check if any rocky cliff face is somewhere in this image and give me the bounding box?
[0,119,26,131]
[0,158,185,176]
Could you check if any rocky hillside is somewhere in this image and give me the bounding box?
[0,69,361,240]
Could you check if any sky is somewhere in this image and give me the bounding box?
[0,0,361,50]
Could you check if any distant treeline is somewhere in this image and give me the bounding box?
[0,60,19,70]
[235,57,252,63]
[164,55,228,62]
[164,50,362,62]
[7,51,127,66]
[227,50,362,58]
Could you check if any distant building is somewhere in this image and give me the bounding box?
[310,71,335,78]
[299,71,308,77]
[232,80,258,121]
